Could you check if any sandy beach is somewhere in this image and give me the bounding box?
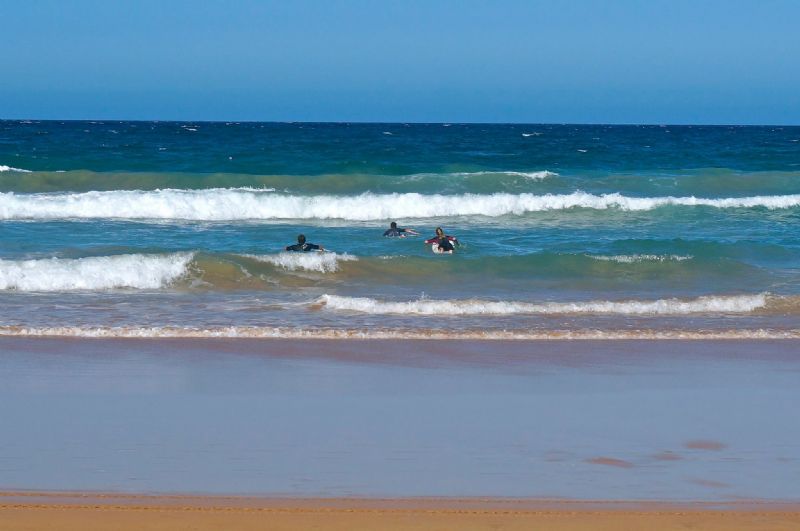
[2,492,800,530]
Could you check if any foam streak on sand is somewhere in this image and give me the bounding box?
[0,253,193,291]
[2,189,800,220]
[318,293,770,316]
[0,325,798,340]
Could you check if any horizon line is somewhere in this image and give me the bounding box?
[2,117,799,128]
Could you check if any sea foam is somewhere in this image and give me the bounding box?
[0,253,193,291]
[317,293,769,316]
[0,165,31,173]
[588,254,694,263]
[243,252,357,273]
[449,170,558,180]
[2,189,799,221]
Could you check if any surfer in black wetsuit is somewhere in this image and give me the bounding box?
[425,227,459,252]
[285,234,324,252]
[383,221,419,237]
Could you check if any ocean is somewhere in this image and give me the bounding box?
[1,120,799,340]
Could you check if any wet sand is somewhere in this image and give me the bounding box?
[1,492,799,530]
[1,337,799,528]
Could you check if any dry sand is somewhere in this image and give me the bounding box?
[1,492,799,530]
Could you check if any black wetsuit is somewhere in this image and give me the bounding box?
[434,237,454,252]
[383,228,409,237]
[285,242,321,252]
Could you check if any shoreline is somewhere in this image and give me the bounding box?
[2,326,800,340]
[2,492,799,530]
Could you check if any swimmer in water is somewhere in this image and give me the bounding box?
[425,227,459,252]
[383,221,419,237]
[285,234,324,252]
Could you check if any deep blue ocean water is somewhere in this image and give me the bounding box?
[1,120,799,338]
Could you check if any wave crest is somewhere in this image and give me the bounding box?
[242,252,357,273]
[0,253,193,291]
[0,165,31,173]
[448,170,558,180]
[2,189,799,221]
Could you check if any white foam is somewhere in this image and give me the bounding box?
[0,325,796,341]
[2,189,799,221]
[0,165,31,173]
[0,253,193,291]
[588,254,694,263]
[317,293,769,316]
[450,170,558,180]
[243,252,357,273]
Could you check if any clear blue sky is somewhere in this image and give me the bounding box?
[2,0,799,124]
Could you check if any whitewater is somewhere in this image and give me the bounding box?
[2,189,800,221]
[0,253,193,291]
[317,293,773,316]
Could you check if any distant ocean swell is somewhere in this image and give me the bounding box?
[0,169,558,194]
[0,325,797,341]
[2,189,800,220]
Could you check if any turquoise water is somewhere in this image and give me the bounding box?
[1,121,799,337]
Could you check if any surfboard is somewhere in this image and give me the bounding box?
[431,243,454,254]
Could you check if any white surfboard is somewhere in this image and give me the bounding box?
[431,242,454,254]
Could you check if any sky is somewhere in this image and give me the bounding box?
[1,0,799,124]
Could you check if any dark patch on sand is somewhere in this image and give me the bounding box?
[689,478,730,489]
[685,440,726,451]
[652,451,683,461]
[544,450,572,462]
[586,457,635,468]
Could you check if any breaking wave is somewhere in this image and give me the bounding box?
[447,170,558,180]
[242,252,357,273]
[2,189,799,221]
[317,293,771,316]
[0,253,193,291]
[0,165,31,173]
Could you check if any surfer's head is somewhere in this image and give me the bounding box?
[297,234,306,244]
[435,227,444,237]
[390,221,397,229]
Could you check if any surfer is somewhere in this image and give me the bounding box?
[383,221,419,237]
[425,227,459,253]
[285,234,324,252]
